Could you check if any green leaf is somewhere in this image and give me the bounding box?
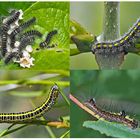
[0,2,69,70]
[70,20,90,36]
[83,120,140,138]
[70,20,94,55]
[0,2,33,15]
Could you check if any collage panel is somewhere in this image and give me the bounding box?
[70,2,140,69]
[70,70,140,138]
[0,70,69,138]
[0,2,69,70]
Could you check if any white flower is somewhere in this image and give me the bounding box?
[19,56,35,68]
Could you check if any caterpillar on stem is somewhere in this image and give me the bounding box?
[0,84,60,123]
[92,18,140,54]
[84,98,139,129]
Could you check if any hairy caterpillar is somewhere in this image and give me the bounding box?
[4,11,20,26]
[84,98,138,129]
[4,52,20,64]
[39,30,57,48]
[0,84,59,123]
[21,30,42,39]
[11,17,36,38]
[19,36,35,52]
[1,34,8,56]
[20,17,36,30]
[91,18,140,54]
[9,17,36,48]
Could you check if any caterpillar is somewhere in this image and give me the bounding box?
[91,18,140,55]
[21,30,42,39]
[9,17,36,48]
[84,98,138,129]
[18,36,35,52]
[0,84,59,123]
[4,11,20,26]
[19,17,36,31]
[1,33,8,56]
[10,17,36,38]
[4,52,20,64]
[39,30,58,48]
[9,36,16,49]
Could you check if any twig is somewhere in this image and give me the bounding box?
[69,94,96,117]
[95,2,124,69]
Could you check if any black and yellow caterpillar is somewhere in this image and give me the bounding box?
[0,84,60,123]
[92,18,140,54]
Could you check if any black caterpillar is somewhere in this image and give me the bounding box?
[10,17,36,38]
[39,30,57,48]
[19,36,35,52]
[0,9,58,68]
[1,34,8,56]
[9,17,36,49]
[4,52,20,64]
[21,30,42,39]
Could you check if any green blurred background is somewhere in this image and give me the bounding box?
[70,70,140,137]
[70,2,140,69]
[0,71,69,138]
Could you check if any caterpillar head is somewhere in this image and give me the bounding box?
[51,84,60,99]
[84,98,96,107]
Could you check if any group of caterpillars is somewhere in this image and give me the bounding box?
[91,18,140,55]
[0,84,60,123]
[0,9,58,66]
[84,98,138,129]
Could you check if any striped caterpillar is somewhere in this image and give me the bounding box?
[84,98,138,129]
[4,52,20,64]
[39,30,57,48]
[91,18,140,55]
[21,30,43,39]
[9,17,36,49]
[18,36,35,52]
[0,84,59,123]
[10,17,36,38]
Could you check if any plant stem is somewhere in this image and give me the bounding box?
[95,2,124,69]
[69,94,96,117]
[102,2,120,41]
